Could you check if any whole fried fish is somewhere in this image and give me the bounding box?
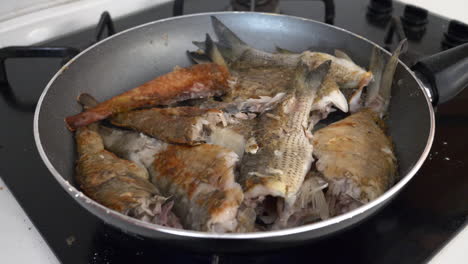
[75,124,181,228]
[65,63,230,131]
[239,60,330,226]
[312,40,405,216]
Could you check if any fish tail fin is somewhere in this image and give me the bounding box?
[314,76,349,113]
[186,50,212,64]
[78,93,99,110]
[188,34,229,68]
[300,177,330,220]
[349,85,366,113]
[205,33,229,68]
[334,49,355,63]
[303,60,331,88]
[192,40,206,50]
[364,46,385,108]
[367,39,407,116]
[188,34,214,64]
[210,16,249,61]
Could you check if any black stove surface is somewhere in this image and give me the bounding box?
[1,1,467,263]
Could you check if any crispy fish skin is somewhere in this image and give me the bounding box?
[239,61,330,216]
[76,124,182,228]
[150,144,243,232]
[227,66,295,101]
[313,109,396,213]
[76,124,155,212]
[65,63,230,131]
[110,107,226,145]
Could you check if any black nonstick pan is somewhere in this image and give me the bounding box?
[33,12,468,252]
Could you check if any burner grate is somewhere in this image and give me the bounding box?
[0,11,115,112]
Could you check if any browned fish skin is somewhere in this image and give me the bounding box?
[75,124,181,227]
[110,107,226,145]
[150,144,243,232]
[65,63,230,131]
[312,109,397,215]
[76,124,155,212]
[312,41,404,216]
[227,67,295,102]
[302,52,372,90]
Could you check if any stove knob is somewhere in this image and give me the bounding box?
[367,0,393,24]
[442,20,468,49]
[400,5,428,40]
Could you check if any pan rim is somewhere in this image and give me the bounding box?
[33,11,435,239]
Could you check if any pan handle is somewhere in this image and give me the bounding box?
[412,42,468,105]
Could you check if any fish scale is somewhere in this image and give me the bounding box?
[240,61,330,209]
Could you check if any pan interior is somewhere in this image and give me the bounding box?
[36,12,432,232]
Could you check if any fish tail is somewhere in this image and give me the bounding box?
[204,34,229,68]
[186,50,211,64]
[334,49,354,63]
[78,93,99,109]
[299,177,329,220]
[192,40,206,50]
[314,76,349,113]
[367,39,407,116]
[364,46,385,108]
[188,34,229,67]
[302,60,331,89]
[210,16,249,62]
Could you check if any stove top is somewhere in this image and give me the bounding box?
[1,0,467,263]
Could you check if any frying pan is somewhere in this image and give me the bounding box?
[33,12,468,252]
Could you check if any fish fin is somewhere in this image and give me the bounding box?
[304,60,332,87]
[334,49,354,63]
[291,177,330,225]
[349,86,365,113]
[187,50,212,64]
[275,46,295,54]
[211,16,247,47]
[314,78,349,113]
[77,93,99,110]
[365,47,385,107]
[205,34,229,68]
[323,88,349,113]
[368,39,407,116]
[192,40,206,50]
[210,16,249,61]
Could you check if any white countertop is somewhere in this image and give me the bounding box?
[0,177,59,263]
[0,0,467,263]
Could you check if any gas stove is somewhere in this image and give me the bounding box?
[0,0,467,263]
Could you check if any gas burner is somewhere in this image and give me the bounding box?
[229,0,280,13]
